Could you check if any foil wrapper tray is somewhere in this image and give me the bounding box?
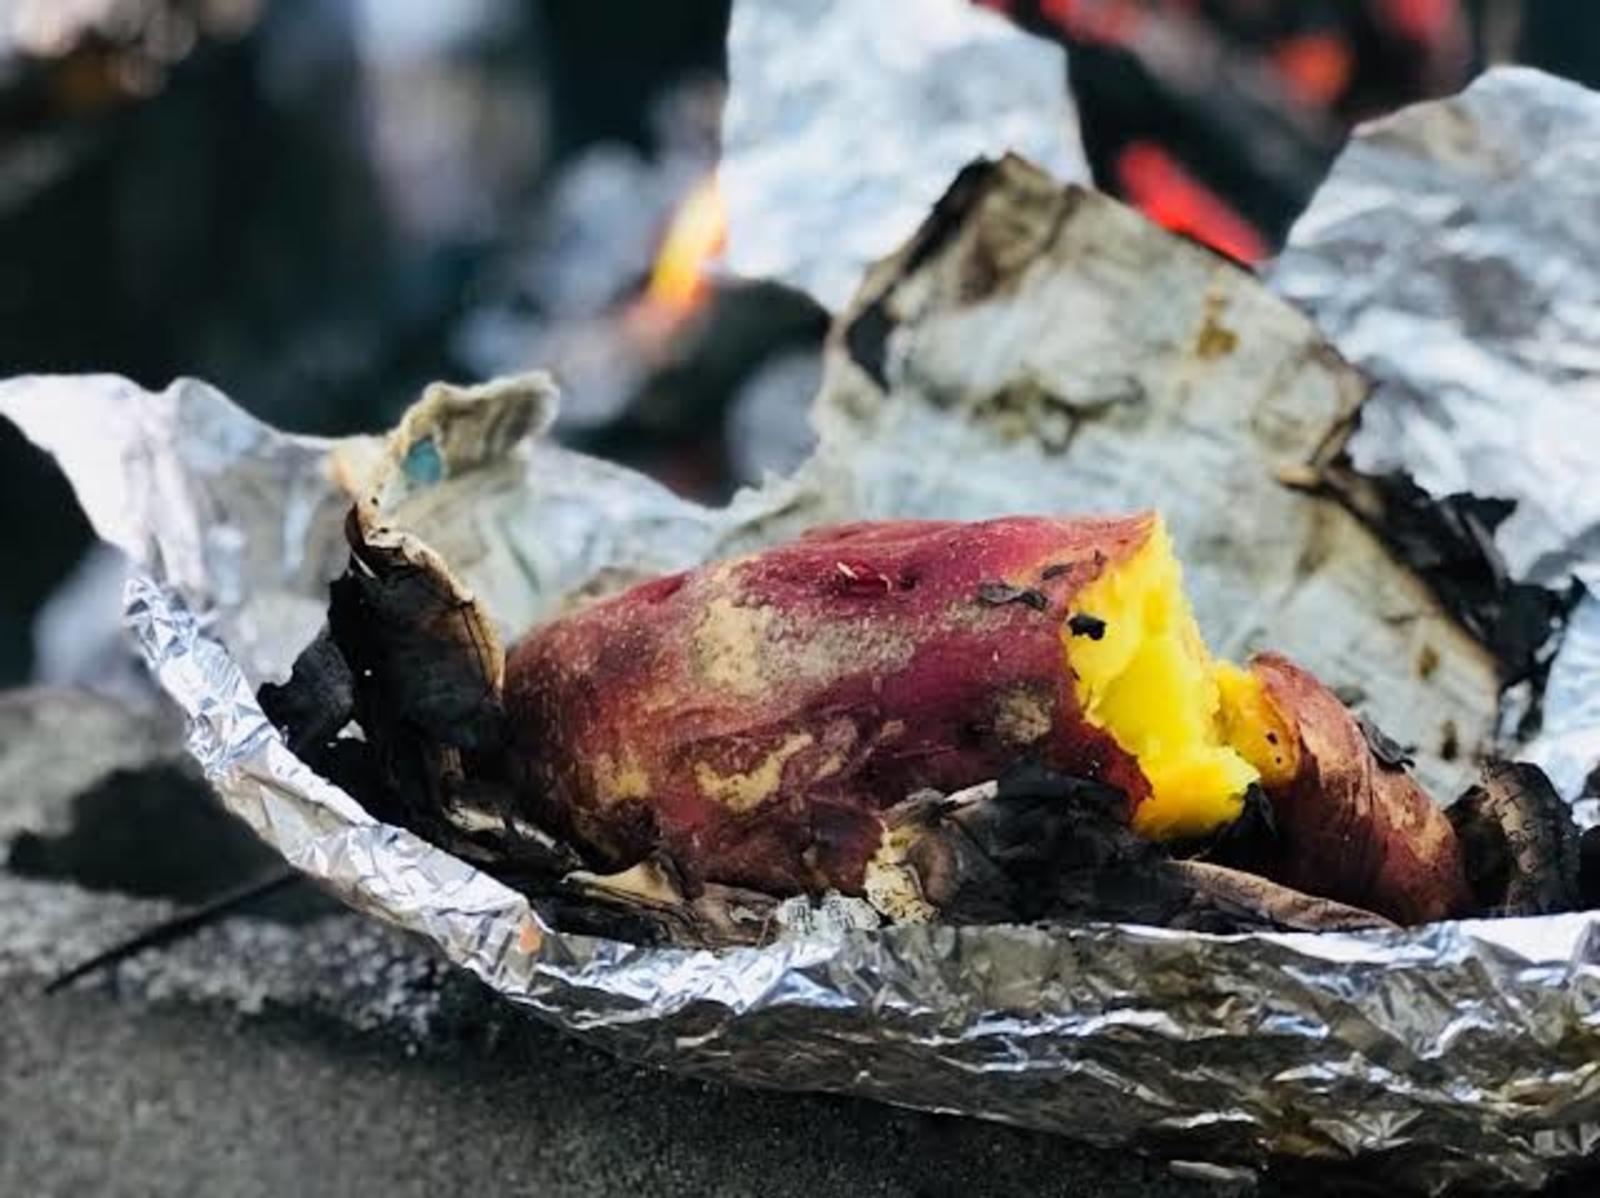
[7,67,1600,1195]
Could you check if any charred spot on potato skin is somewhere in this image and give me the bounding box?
[1041,563,1073,581]
[686,796,880,898]
[1067,613,1107,640]
[976,582,1049,611]
[578,797,663,874]
[803,798,885,893]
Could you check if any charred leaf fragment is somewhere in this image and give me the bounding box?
[1317,467,1578,689]
[891,768,1158,925]
[326,546,582,884]
[1447,761,1580,917]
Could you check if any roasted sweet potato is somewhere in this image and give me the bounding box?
[507,515,1160,898]
[1217,654,1472,924]
[503,511,1472,925]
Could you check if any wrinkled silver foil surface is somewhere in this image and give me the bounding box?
[6,68,1600,1195]
[1272,68,1600,811]
[721,0,1087,311]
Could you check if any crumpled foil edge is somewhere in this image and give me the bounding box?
[123,571,1600,1192]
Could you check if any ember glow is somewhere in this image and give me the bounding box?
[644,173,726,317]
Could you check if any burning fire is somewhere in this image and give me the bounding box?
[644,173,727,318]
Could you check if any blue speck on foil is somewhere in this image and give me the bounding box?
[402,438,444,485]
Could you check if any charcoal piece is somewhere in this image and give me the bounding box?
[257,628,355,756]
[891,766,1389,934]
[335,510,505,754]
[1447,761,1581,917]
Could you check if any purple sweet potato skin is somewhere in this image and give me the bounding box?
[505,516,1157,896]
[1251,654,1472,925]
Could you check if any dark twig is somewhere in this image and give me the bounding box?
[44,866,303,995]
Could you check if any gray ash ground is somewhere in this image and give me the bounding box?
[1,872,1209,1198]
[3,687,1594,1197]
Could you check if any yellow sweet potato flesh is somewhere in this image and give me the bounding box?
[1067,520,1274,841]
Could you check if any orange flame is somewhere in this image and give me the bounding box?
[645,173,726,318]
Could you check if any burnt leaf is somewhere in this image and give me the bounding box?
[1320,467,1578,688]
[292,506,597,895]
[1447,760,1580,917]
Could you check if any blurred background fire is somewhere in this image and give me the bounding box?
[1,0,1596,686]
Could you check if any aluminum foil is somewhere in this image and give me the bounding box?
[721,0,1087,311]
[7,67,1600,1194]
[1270,67,1600,810]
